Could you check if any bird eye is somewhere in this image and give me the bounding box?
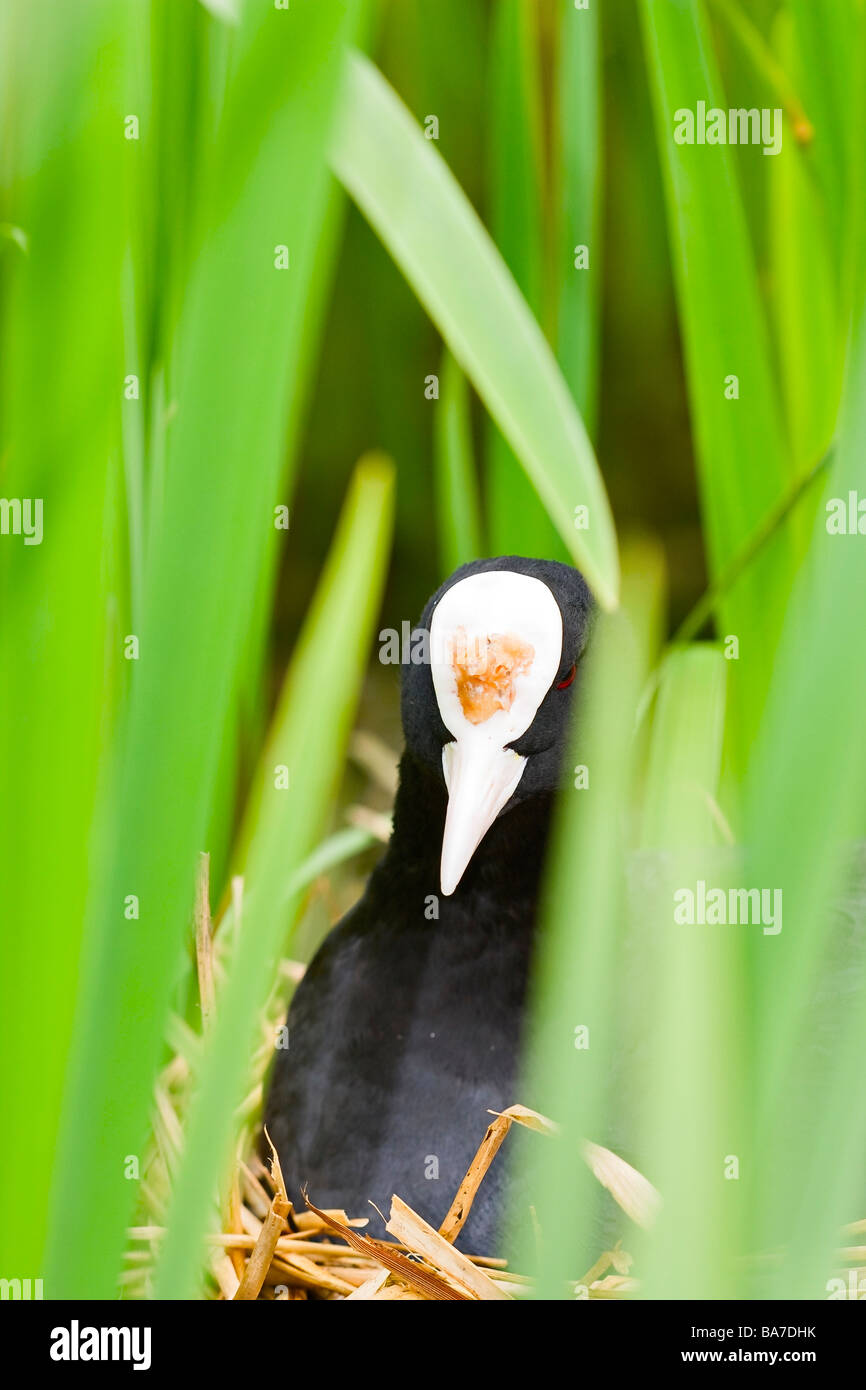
[555,663,576,691]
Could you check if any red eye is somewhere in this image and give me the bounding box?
[556,663,576,691]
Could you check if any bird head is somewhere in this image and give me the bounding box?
[400,557,594,896]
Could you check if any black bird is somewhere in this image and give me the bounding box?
[265,556,594,1253]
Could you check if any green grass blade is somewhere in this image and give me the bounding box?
[485,0,561,558]
[620,532,669,675]
[786,0,857,283]
[744,303,866,1290]
[217,172,352,888]
[768,10,840,543]
[639,646,726,850]
[154,455,394,1299]
[634,645,742,1299]
[672,446,833,646]
[786,0,866,344]
[433,349,484,573]
[282,826,376,905]
[487,0,544,324]
[332,51,620,608]
[0,0,127,1280]
[42,0,366,1298]
[555,0,602,437]
[638,0,794,749]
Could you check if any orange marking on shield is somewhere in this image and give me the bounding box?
[449,627,535,725]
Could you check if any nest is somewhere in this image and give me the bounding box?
[129,1102,653,1300]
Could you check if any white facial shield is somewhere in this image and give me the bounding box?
[429,571,563,895]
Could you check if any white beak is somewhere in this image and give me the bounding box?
[439,739,527,896]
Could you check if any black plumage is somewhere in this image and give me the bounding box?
[264,557,594,1253]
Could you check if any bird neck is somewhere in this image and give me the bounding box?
[379,749,555,907]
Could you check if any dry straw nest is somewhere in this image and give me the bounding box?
[131,1102,655,1301]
